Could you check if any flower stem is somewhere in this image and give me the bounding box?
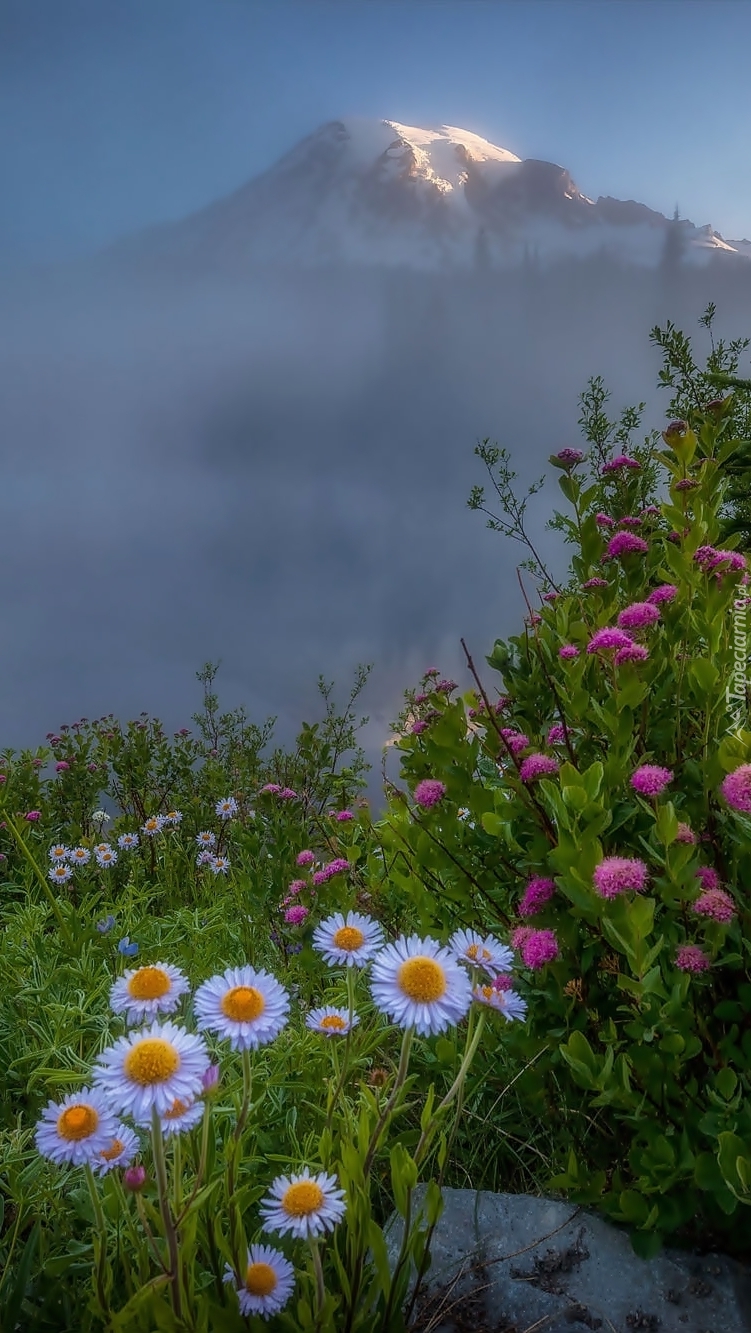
[85,1165,110,1319]
[151,1107,183,1323]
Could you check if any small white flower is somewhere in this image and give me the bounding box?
[305,1006,359,1037]
[193,965,289,1051]
[35,1087,120,1167]
[449,928,514,977]
[95,847,118,868]
[117,833,139,851]
[68,846,91,866]
[92,1019,210,1120]
[369,935,472,1037]
[196,850,214,866]
[136,1096,203,1139]
[163,810,183,826]
[472,983,528,1022]
[48,843,69,863]
[48,863,73,884]
[216,796,238,819]
[141,816,165,838]
[90,1123,140,1175]
[260,1168,346,1240]
[110,962,190,1025]
[195,831,216,848]
[312,911,385,968]
[210,855,230,875]
[223,1244,295,1319]
[94,842,111,855]
[91,810,110,829]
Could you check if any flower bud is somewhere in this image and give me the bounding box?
[662,419,697,464]
[123,1165,147,1192]
[201,1063,220,1096]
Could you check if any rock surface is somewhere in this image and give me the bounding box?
[385,1186,751,1332]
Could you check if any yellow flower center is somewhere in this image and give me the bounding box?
[320,1014,347,1031]
[124,1037,180,1085]
[245,1262,278,1296]
[167,812,178,820]
[478,986,494,1002]
[126,966,171,1001]
[281,1180,324,1216]
[54,867,67,877]
[221,985,265,1022]
[398,957,447,1003]
[163,1098,189,1120]
[99,1137,124,1161]
[332,925,365,952]
[465,943,479,959]
[57,1103,99,1141]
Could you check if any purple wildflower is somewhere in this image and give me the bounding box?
[296,850,315,866]
[615,643,649,664]
[617,602,661,630]
[674,822,696,844]
[519,754,559,783]
[675,944,710,974]
[647,584,677,604]
[555,448,584,465]
[593,856,648,899]
[631,765,673,797]
[284,905,309,926]
[518,877,556,917]
[582,577,609,589]
[605,532,649,558]
[720,764,751,814]
[546,724,565,745]
[595,513,615,528]
[520,929,559,969]
[558,644,580,659]
[692,888,735,923]
[694,866,720,893]
[587,627,634,654]
[602,454,641,473]
[414,779,447,809]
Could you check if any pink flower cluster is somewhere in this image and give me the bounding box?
[720,764,751,814]
[674,822,696,844]
[582,577,609,589]
[559,644,580,659]
[413,779,447,809]
[694,866,720,893]
[617,602,661,630]
[675,945,710,974]
[518,877,556,917]
[284,905,309,926]
[519,754,559,783]
[631,765,673,797]
[647,584,677,604]
[546,724,565,745]
[511,927,559,969]
[296,849,315,866]
[617,515,642,528]
[311,858,351,886]
[332,810,354,821]
[587,627,633,654]
[604,532,649,558]
[602,454,641,473]
[593,856,648,899]
[692,888,735,923]
[500,729,530,756]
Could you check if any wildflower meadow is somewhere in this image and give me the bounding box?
[2,304,751,1331]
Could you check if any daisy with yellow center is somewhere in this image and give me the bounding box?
[193,964,290,1051]
[48,862,73,884]
[311,911,385,968]
[110,962,190,1025]
[92,1019,210,1119]
[69,846,91,865]
[136,1096,204,1138]
[223,1244,295,1318]
[94,843,111,855]
[305,1006,359,1037]
[35,1087,120,1167]
[449,928,514,978]
[472,984,528,1022]
[260,1168,346,1239]
[369,934,472,1036]
[141,816,164,837]
[90,1123,140,1175]
[95,847,118,867]
[48,844,69,862]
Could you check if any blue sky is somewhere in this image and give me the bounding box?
[2,0,751,260]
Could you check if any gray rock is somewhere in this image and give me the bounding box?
[385,1186,751,1332]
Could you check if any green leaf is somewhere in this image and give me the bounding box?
[715,1067,738,1101]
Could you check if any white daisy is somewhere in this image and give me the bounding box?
[472,983,528,1022]
[48,863,73,884]
[196,850,214,867]
[311,911,385,968]
[193,965,289,1052]
[94,842,111,855]
[195,830,216,848]
[35,1087,120,1167]
[90,1123,140,1175]
[137,1096,204,1139]
[450,928,514,977]
[216,796,238,819]
[210,855,230,875]
[69,846,91,866]
[48,843,69,863]
[369,935,473,1037]
[305,1006,359,1037]
[223,1244,295,1319]
[117,833,139,851]
[141,816,165,837]
[260,1168,346,1240]
[110,962,190,1025]
[95,847,118,868]
[92,1019,210,1120]
[163,810,183,826]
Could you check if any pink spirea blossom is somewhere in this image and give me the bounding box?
[694,866,720,892]
[55,761,70,772]
[615,643,649,665]
[692,889,735,923]
[284,905,309,926]
[287,879,307,896]
[411,720,429,734]
[641,505,661,517]
[414,779,446,808]
[520,754,559,783]
[424,667,440,677]
[518,877,556,917]
[296,850,315,866]
[617,602,661,630]
[617,516,642,528]
[587,627,634,654]
[720,764,751,814]
[595,513,615,528]
[602,454,641,473]
[675,944,711,974]
[278,788,298,800]
[436,679,457,694]
[674,822,696,844]
[631,765,673,797]
[556,448,584,464]
[312,859,351,886]
[543,592,559,603]
[500,729,530,756]
[547,724,565,745]
[311,870,327,886]
[260,784,282,794]
[593,856,648,899]
[520,929,559,969]
[414,692,428,703]
[510,926,534,951]
[605,532,649,558]
[647,585,677,604]
[558,644,580,659]
[25,810,42,821]
[694,546,720,571]
[674,478,697,492]
[712,551,747,574]
[582,577,609,589]
[334,810,354,821]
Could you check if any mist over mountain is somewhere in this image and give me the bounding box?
[3,120,751,815]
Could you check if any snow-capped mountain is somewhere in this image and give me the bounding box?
[110,117,751,273]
